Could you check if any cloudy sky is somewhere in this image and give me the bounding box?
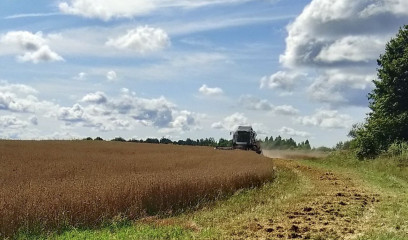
[1,0,407,147]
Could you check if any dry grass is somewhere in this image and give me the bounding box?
[262,149,328,160]
[0,140,274,237]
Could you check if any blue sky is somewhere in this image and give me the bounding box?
[1,0,407,147]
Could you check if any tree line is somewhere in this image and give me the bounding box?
[262,136,311,150]
[84,136,228,147]
[83,135,314,150]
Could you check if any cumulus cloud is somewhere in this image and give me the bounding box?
[0,115,29,129]
[106,26,170,53]
[58,104,87,123]
[211,112,248,131]
[280,0,408,68]
[106,70,118,82]
[274,105,299,116]
[297,109,353,129]
[307,69,374,106]
[58,91,199,132]
[275,0,408,106]
[162,110,200,133]
[315,36,385,63]
[198,84,224,96]
[0,81,58,113]
[278,126,310,138]
[239,95,299,115]
[260,71,304,92]
[59,0,252,20]
[81,91,108,104]
[0,31,64,63]
[239,95,273,111]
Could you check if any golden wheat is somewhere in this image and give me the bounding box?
[0,140,274,237]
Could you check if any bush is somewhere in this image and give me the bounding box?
[387,141,408,157]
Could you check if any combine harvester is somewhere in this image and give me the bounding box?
[216,126,262,154]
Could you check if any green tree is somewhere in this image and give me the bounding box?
[111,137,126,142]
[160,137,172,144]
[353,25,408,158]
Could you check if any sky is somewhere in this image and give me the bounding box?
[1,0,408,147]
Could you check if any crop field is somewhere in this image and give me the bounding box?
[0,140,274,237]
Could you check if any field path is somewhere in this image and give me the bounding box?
[240,152,380,239]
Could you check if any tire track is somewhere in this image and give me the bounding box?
[239,158,380,239]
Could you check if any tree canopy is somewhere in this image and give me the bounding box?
[352,25,408,158]
[262,136,311,150]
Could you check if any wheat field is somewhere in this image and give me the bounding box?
[0,140,274,237]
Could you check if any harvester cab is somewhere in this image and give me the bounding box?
[231,126,262,154]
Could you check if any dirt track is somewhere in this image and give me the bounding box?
[241,152,380,239]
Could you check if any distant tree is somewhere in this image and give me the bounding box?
[315,146,332,152]
[111,137,126,142]
[94,137,104,141]
[160,137,172,144]
[145,138,160,144]
[83,137,93,141]
[335,140,353,151]
[218,138,232,147]
[352,25,408,158]
[304,140,311,150]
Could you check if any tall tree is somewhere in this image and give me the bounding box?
[353,25,408,158]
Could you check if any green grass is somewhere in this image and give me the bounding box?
[302,151,408,239]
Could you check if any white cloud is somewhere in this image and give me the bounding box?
[274,105,299,116]
[58,91,200,132]
[17,45,64,63]
[360,0,408,17]
[297,109,353,129]
[58,104,86,123]
[239,95,273,111]
[278,126,310,138]
[106,26,170,53]
[275,0,408,106]
[198,84,224,96]
[308,69,375,106]
[81,91,108,104]
[0,115,29,129]
[315,36,386,63]
[162,110,200,133]
[59,0,253,20]
[106,70,118,82]
[260,71,304,92]
[280,0,408,68]
[59,0,155,21]
[0,31,64,63]
[211,112,248,131]
[0,81,58,113]
[4,12,60,20]
[238,95,299,115]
